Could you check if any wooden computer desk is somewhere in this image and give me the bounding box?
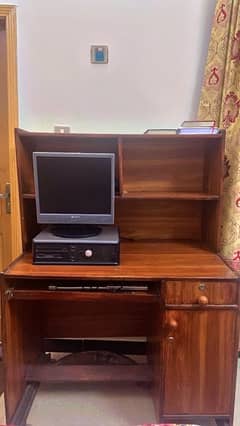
[1,129,239,426]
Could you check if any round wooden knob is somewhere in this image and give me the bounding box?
[198,295,208,305]
[169,319,178,329]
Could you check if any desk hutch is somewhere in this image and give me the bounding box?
[1,129,239,425]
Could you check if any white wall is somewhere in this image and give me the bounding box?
[2,0,216,133]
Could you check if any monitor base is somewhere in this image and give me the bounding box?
[51,225,101,239]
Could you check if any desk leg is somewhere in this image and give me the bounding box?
[147,296,163,421]
[2,293,26,421]
[1,282,43,422]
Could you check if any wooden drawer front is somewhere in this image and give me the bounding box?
[165,280,238,306]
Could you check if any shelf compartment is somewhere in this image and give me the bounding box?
[116,198,203,241]
[120,138,224,200]
[121,139,207,194]
[16,129,120,201]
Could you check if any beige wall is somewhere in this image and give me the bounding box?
[1,0,216,133]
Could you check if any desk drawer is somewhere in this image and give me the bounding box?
[164,280,238,306]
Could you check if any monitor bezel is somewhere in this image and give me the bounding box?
[33,151,115,225]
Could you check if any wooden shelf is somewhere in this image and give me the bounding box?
[121,192,220,200]
[4,241,237,280]
[23,192,220,201]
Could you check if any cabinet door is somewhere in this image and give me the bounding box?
[163,309,238,416]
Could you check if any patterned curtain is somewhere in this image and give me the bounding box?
[198,0,240,269]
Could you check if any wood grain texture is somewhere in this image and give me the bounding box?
[201,137,225,252]
[203,137,225,196]
[4,241,237,280]
[21,301,43,367]
[14,130,225,251]
[116,198,203,240]
[42,298,154,338]
[147,296,164,420]
[162,309,238,415]
[122,139,206,193]
[0,7,21,261]
[26,364,152,383]
[202,198,222,252]
[3,129,238,425]
[1,279,25,420]
[0,16,12,269]
[164,280,238,305]
[1,276,43,421]
[117,138,124,196]
[21,196,205,245]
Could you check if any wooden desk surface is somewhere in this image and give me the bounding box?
[4,241,237,280]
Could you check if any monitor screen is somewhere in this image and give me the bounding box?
[33,152,115,225]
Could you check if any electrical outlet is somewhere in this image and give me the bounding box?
[54,125,71,134]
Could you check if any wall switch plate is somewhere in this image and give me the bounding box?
[91,45,108,64]
[54,125,71,134]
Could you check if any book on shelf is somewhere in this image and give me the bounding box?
[181,120,216,128]
[144,128,177,135]
[177,126,219,135]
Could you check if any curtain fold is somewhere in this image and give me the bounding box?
[198,0,240,268]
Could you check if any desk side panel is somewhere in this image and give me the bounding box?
[1,275,43,421]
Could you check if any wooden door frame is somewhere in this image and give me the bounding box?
[0,5,21,259]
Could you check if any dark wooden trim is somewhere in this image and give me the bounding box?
[26,364,152,383]
[9,382,39,426]
[161,414,230,423]
[15,127,225,140]
[5,288,158,303]
[43,338,146,355]
[165,304,239,310]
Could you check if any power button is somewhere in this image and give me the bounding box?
[85,249,93,258]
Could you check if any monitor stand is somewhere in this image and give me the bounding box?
[51,225,101,239]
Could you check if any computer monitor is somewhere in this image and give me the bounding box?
[33,152,115,238]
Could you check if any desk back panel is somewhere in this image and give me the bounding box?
[15,129,225,253]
